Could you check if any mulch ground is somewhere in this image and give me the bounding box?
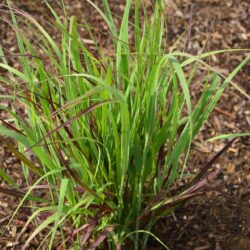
[0,0,249,249]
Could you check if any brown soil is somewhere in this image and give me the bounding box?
[0,0,249,249]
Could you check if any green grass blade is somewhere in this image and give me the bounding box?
[207,133,250,141]
[49,178,69,250]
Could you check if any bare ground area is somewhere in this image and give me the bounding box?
[0,0,249,249]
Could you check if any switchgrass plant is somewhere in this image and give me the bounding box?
[0,0,249,249]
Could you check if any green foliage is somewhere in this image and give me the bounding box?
[0,0,249,249]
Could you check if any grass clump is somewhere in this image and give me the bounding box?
[0,0,249,249]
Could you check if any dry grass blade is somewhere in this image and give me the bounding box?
[88,226,114,250]
[2,139,43,176]
[0,186,45,202]
[56,224,89,250]
[187,138,237,189]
